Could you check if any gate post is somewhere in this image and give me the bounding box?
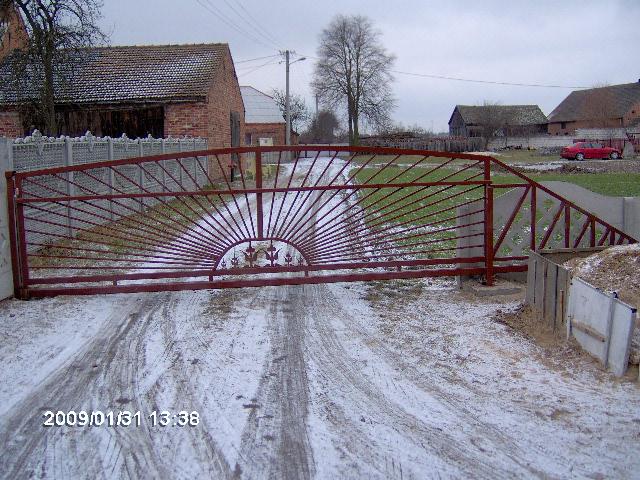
[255,150,264,239]
[484,158,494,286]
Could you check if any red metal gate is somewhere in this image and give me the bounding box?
[5,146,636,298]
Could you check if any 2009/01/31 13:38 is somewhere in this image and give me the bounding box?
[42,410,200,427]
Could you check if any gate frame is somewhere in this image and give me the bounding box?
[5,145,637,298]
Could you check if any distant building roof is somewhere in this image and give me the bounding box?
[548,82,640,123]
[240,86,284,124]
[451,105,548,126]
[0,43,228,105]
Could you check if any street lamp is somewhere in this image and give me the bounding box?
[284,50,306,145]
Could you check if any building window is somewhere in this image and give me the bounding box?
[560,122,567,129]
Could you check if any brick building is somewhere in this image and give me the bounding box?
[548,81,640,135]
[240,86,286,146]
[0,42,244,146]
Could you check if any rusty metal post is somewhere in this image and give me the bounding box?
[5,171,22,298]
[256,149,264,239]
[13,176,30,299]
[484,158,494,286]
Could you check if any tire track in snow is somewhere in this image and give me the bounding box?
[302,284,544,479]
[236,285,315,480]
[0,293,234,479]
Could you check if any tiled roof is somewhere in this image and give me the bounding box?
[454,105,548,126]
[0,43,228,105]
[240,86,285,124]
[548,82,640,123]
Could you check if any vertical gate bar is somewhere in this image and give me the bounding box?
[107,137,114,220]
[564,205,570,248]
[256,150,264,239]
[590,217,596,247]
[484,158,494,286]
[5,171,22,298]
[63,138,74,236]
[15,177,30,298]
[530,185,537,251]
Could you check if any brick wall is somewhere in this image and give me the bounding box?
[162,46,245,180]
[245,122,285,145]
[205,45,245,179]
[0,110,22,137]
[164,103,209,138]
[548,118,625,136]
[0,5,29,61]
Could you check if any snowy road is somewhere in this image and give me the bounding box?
[1,280,639,479]
[1,155,639,479]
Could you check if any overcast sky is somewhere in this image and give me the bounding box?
[100,0,639,132]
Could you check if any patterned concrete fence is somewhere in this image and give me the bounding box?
[0,131,208,300]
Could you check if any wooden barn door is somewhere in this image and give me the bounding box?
[230,111,240,180]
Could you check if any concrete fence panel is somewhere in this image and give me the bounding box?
[567,277,636,376]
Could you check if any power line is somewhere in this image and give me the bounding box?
[194,0,277,52]
[234,0,284,49]
[301,53,587,89]
[219,0,282,50]
[235,54,281,64]
[391,70,587,89]
[237,59,281,76]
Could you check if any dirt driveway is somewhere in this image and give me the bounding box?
[0,278,638,479]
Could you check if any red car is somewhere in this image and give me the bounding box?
[561,142,622,161]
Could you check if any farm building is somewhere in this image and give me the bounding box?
[0,42,245,152]
[240,86,286,146]
[548,81,640,135]
[448,105,548,137]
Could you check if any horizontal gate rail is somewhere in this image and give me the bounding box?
[5,145,637,298]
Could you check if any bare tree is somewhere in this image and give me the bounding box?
[301,109,340,144]
[271,88,310,133]
[474,101,508,149]
[312,14,395,145]
[0,0,108,135]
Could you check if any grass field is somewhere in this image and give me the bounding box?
[348,164,640,257]
[350,149,554,166]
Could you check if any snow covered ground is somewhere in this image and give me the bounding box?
[1,156,639,479]
[0,279,639,479]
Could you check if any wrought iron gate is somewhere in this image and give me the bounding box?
[5,146,636,298]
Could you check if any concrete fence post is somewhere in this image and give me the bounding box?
[178,140,184,188]
[160,139,167,193]
[107,137,115,219]
[63,138,74,236]
[0,137,15,300]
[193,138,199,188]
[137,139,144,211]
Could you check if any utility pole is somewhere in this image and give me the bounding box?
[285,50,291,146]
[315,94,319,116]
[281,50,305,146]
